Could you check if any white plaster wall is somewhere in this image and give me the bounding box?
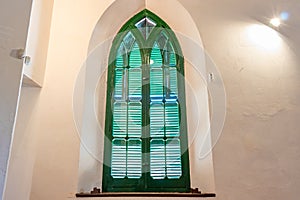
[28,1,118,199]
[23,0,54,86]
[3,1,53,199]
[179,0,300,199]
[7,0,299,200]
[3,87,41,200]
[0,0,33,198]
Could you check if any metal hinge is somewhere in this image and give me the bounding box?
[10,48,31,65]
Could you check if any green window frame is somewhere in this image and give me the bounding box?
[103,10,190,192]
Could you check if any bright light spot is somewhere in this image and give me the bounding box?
[247,25,281,51]
[150,59,154,65]
[270,18,281,27]
[280,12,289,21]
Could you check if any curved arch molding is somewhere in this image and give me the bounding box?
[76,0,215,193]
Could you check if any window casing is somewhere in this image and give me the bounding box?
[103,10,190,192]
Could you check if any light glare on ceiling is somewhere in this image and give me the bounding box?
[247,25,281,51]
[270,18,281,27]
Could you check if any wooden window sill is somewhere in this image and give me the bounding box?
[76,192,216,198]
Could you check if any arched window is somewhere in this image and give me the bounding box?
[103,10,190,192]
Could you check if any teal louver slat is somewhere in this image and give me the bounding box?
[166,139,182,179]
[150,103,164,138]
[114,69,124,100]
[128,102,142,138]
[127,139,142,178]
[150,42,162,67]
[165,102,180,137]
[150,68,163,100]
[129,42,142,68]
[112,102,127,137]
[150,139,166,179]
[128,68,142,100]
[169,53,176,67]
[169,68,178,99]
[168,42,177,67]
[111,139,127,178]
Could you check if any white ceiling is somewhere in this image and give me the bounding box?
[179,0,300,51]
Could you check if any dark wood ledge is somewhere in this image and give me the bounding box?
[76,192,216,198]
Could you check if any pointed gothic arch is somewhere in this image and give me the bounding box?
[102,9,190,192]
[76,0,216,194]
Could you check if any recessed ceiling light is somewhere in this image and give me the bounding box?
[270,18,281,27]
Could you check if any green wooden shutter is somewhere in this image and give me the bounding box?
[103,10,190,192]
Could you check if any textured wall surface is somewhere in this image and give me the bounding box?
[4,0,300,200]
[0,0,32,198]
[179,0,300,199]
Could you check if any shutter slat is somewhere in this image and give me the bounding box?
[113,102,127,138]
[150,103,164,138]
[128,102,142,138]
[150,139,166,179]
[111,139,127,178]
[169,68,178,99]
[166,139,182,179]
[129,42,142,68]
[150,69,163,100]
[165,102,180,137]
[114,69,124,100]
[128,68,142,100]
[127,139,142,179]
[150,42,162,67]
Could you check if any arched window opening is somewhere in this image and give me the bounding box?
[103,10,190,192]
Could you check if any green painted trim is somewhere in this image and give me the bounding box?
[103,9,190,192]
